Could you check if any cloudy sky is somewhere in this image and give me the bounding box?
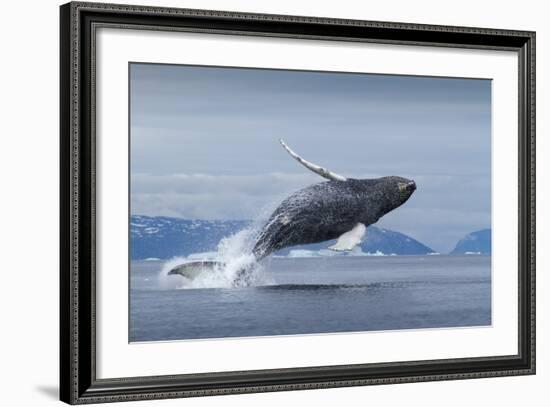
[130,63,491,253]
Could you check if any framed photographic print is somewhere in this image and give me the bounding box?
[60,1,536,404]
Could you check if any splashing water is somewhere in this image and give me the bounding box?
[158,225,274,289]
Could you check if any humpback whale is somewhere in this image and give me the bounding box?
[168,140,416,283]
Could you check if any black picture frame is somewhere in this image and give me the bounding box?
[60,1,536,404]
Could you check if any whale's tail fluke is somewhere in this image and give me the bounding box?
[167,260,257,287]
[166,224,264,287]
[168,261,222,280]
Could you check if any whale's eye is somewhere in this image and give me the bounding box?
[398,182,408,193]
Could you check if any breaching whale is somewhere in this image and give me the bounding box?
[168,139,416,283]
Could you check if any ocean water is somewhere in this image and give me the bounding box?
[129,255,491,342]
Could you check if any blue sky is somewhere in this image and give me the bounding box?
[130,63,491,253]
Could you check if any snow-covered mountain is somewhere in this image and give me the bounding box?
[450,229,491,255]
[130,215,435,260]
[274,226,435,257]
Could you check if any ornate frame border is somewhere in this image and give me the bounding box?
[60,2,535,404]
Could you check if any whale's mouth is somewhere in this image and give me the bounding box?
[396,180,416,207]
[398,180,416,193]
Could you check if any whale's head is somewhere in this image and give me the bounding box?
[351,176,416,224]
[396,176,417,205]
[376,176,416,212]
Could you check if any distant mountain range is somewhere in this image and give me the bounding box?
[130,216,491,260]
[131,216,246,260]
[450,229,491,255]
[273,226,435,257]
[130,215,437,260]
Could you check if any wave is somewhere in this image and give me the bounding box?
[257,281,411,291]
[258,283,370,291]
[158,224,274,289]
[158,244,399,290]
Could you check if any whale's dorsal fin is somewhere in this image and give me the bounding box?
[329,223,366,251]
[280,139,347,181]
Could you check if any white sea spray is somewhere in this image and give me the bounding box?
[157,205,279,289]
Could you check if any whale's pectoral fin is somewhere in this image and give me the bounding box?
[279,139,347,182]
[329,223,367,251]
